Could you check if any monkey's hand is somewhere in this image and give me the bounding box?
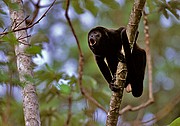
[109,76,120,92]
[117,52,126,63]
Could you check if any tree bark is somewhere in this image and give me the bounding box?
[106,62,127,126]
[10,0,41,126]
[106,0,146,125]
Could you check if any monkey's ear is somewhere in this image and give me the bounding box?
[104,30,109,37]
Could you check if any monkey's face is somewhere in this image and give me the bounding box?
[88,31,101,48]
[88,28,109,55]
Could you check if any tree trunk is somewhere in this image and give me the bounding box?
[10,0,41,125]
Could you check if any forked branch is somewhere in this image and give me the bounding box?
[119,10,154,115]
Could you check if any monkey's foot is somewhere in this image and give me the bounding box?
[125,84,132,93]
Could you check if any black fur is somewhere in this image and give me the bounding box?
[88,26,146,97]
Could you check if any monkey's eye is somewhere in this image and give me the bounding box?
[94,32,101,38]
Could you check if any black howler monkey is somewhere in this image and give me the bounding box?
[88,26,146,97]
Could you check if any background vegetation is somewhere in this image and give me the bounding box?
[0,0,179,125]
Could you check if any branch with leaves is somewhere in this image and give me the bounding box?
[0,0,56,36]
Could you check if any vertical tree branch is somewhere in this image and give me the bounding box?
[106,62,127,126]
[106,0,146,125]
[65,0,84,90]
[143,11,154,101]
[10,0,41,125]
[118,10,154,115]
[126,0,146,44]
[65,0,107,113]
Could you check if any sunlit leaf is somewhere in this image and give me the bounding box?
[169,117,180,126]
[59,84,71,94]
[2,32,18,45]
[25,45,42,55]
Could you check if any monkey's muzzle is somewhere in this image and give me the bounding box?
[89,38,96,46]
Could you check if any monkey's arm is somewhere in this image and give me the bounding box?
[95,55,120,91]
[95,55,112,84]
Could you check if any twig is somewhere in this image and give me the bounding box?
[119,9,154,115]
[82,88,108,113]
[28,0,41,25]
[64,0,107,113]
[13,15,30,30]
[0,0,57,36]
[18,35,31,41]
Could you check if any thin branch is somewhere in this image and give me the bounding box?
[82,88,108,113]
[27,0,41,25]
[119,9,154,115]
[13,15,30,30]
[18,35,31,42]
[0,0,56,36]
[65,0,83,56]
[64,0,107,113]
[143,11,153,101]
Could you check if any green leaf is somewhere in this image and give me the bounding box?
[84,0,98,16]
[0,9,7,15]
[72,1,84,14]
[100,0,119,9]
[60,84,71,94]
[25,45,42,55]
[30,33,49,45]
[162,9,169,19]
[0,18,4,28]
[3,0,19,11]
[2,32,18,45]
[0,70,9,83]
[169,117,180,126]
[146,0,156,13]
[168,1,180,9]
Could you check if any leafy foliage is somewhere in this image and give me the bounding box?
[154,0,180,19]
[3,0,19,10]
[0,0,179,125]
